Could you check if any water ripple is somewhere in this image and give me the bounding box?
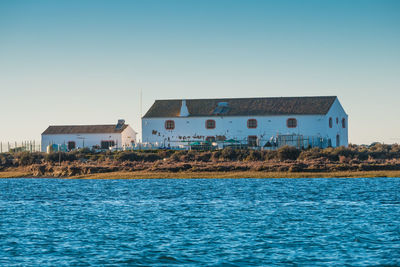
[0,178,400,266]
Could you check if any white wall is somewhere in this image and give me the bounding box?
[142,99,349,148]
[325,98,349,147]
[143,115,329,146]
[41,126,137,152]
[121,126,137,147]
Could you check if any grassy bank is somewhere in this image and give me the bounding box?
[1,169,400,179]
[1,143,400,179]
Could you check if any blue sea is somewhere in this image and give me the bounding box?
[1,178,400,266]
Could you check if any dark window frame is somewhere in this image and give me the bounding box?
[342,118,346,128]
[287,118,297,128]
[247,119,258,129]
[205,119,216,129]
[329,117,333,128]
[165,120,175,130]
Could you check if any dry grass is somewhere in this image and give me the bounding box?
[70,170,400,180]
[0,171,32,178]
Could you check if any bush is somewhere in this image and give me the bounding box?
[114,152,141,162]
[115,151,162,162]
[247,150,263,161]
[236,150,250,161]
[332,147,356,158]
[0,153,13,167]
[157,150,175,159]
[220,147,238,161]
[15,152,43,166]
[141,153,162,162]
[277,146,300,161]
[264,150,278,161]
[179,151,196,162]
[169,151,187,162]
[44,152,76,163]
[298,148,324,160]
[195,152,212,162]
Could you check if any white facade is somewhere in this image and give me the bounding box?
[142,98,348,148]
[41,126,137,152]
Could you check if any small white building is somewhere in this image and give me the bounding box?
[41,120,137,152]
[142,96,348,149]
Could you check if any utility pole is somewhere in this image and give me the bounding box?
[140,89,143,118]
[140,89,143,143]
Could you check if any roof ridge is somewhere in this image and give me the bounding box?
[42,124,129,135]
[154,96,337,102]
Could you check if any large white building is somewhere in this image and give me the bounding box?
[142,96,348,149]
[41,120,137,152]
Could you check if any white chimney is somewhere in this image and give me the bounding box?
[180,99,189,117]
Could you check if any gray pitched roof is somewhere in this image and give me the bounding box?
[42,124,129,135]
[143,96,337,118]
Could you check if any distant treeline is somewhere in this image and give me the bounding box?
[1,143,399,168]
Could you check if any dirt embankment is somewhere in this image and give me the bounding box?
[1,144,400,178]
[11,157,400,178]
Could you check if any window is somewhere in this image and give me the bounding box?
[342,118,346,128]
[287,118,297,128]
[206,119,216,129]
[336,117,339,124]
[165,120,175,130]
[329,117,333,128]
[67,141,76,150]
[206,136,216,142]
[248,136,258,147]
[101,140,115,149]
[247,119,257,129]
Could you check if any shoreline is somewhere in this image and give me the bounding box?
[1,170,400,179]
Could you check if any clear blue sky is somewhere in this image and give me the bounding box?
[1,0,399,144]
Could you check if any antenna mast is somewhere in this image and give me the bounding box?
[140,89,143,118]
